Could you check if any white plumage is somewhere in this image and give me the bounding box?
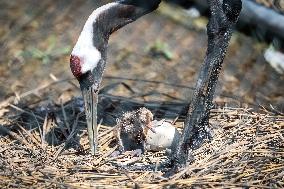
[72,3,119,74]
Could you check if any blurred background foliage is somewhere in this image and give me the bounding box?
[0,0,283,112]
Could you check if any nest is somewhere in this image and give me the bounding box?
[0,78,283,188]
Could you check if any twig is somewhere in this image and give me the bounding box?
[15,123,41,148]
[120,168,140,188]
[61,100,71,133]
[0,78,74,110]
[0,125,36,154]
[7,103,44,121]
[53,113,80,159]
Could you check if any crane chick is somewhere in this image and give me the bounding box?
[114,107,153,154]
[113,107,181,155]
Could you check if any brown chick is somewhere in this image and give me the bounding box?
[114,107,153,154]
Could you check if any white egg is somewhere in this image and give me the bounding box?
[146,120,180,151]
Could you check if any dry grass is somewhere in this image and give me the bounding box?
[0,79,283,188]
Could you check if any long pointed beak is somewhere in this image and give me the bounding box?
[82,85,98,155]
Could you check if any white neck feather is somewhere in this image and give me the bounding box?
[72,2,119,74]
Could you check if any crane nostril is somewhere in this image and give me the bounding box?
[70,55,82,78]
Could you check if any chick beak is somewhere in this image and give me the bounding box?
[146,122,156,134]
[82,85,98,155]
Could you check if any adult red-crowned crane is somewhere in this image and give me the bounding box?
[70,0,242,171]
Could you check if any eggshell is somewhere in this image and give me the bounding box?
[146,120,180,151]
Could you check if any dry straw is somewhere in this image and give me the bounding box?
[0,78,283,188]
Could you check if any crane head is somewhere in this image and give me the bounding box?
[70,0,162,155]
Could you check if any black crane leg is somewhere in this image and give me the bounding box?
[170,0,242,173]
